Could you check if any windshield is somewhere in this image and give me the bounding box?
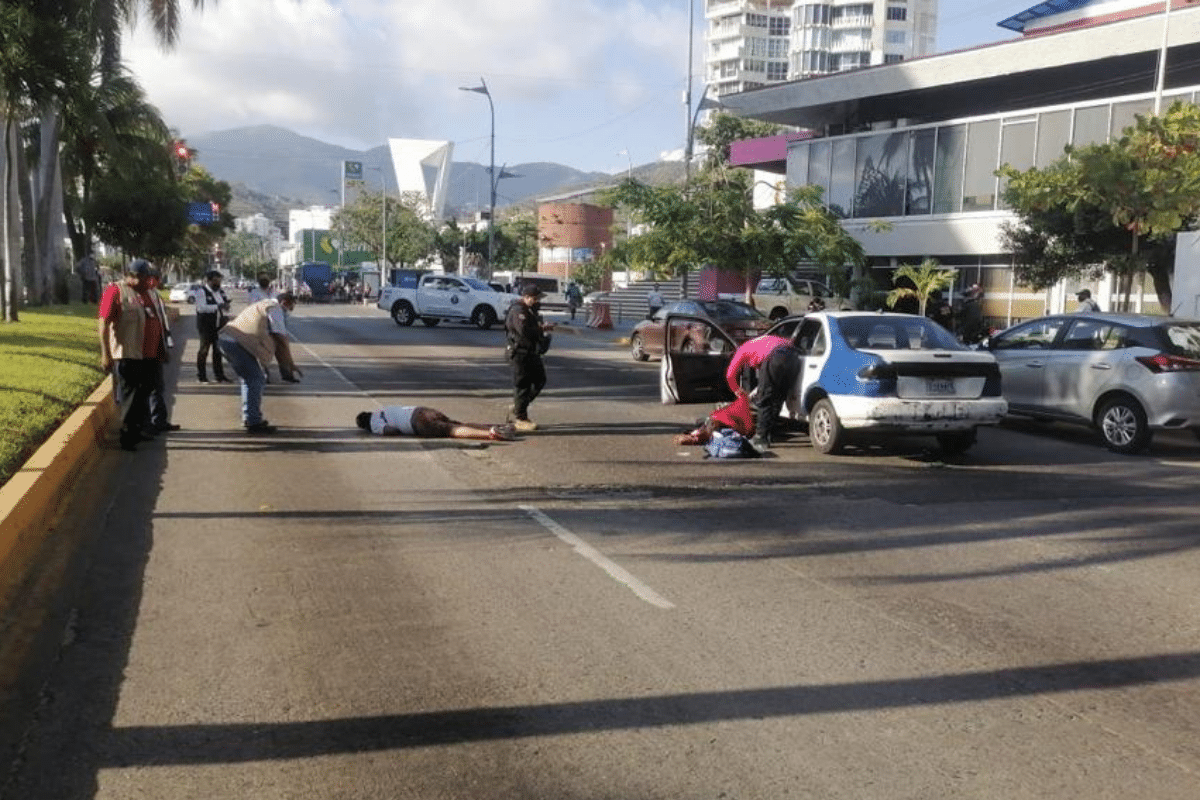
[462,278,491,291]
[1162,322,1200,358]
[837,316,965,351]
[699,300,765,320]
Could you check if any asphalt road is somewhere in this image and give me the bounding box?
[5,300,1200,799]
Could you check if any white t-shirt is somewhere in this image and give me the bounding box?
[370,406,417,435]
[248,287,275,304]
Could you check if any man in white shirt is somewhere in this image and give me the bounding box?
[247,274,275,304]
[356,406,516,441]
[646,283,664,319]
[195,270,231,383]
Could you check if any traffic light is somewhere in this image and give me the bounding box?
[172,141,191,176]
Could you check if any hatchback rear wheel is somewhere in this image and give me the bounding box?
[1096,394,1151,454]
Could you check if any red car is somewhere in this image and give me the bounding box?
[630,300,771,361]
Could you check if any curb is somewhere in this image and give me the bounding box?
[0,379,116,576]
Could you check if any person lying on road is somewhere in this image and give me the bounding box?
[356,406,517,441]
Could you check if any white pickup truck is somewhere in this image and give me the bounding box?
[377,274,518,330]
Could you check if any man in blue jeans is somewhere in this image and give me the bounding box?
[218,291,301,433]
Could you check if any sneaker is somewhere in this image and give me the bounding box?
[750,436,770,452]
[197,376,210,384]
[489,424,516,441]
[245,421,278,434]
[513,419,538,432]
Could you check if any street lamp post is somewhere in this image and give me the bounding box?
[460,77,496,276]
[1154,0,1177,114]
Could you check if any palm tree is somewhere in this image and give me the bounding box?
[886,259,958,317]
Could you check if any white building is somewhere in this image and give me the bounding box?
[234,213,285,257]
[705,0,938,98]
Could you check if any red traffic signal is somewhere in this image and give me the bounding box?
[173,142,190,160]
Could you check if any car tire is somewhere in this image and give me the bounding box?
[769,307,788,321]
[472,306,496,330]
[1096,394,1151,454]
[631,333,649,362]
[809,398,846,455]
[391,301,415,326]
[936,429,977,456]
[187,296,195,304]
[421,317,440,327]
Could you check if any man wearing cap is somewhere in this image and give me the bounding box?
[98,259,168,451]
[195,269,231,383]
[503,285,555,432]
[1075,288,1101,313]
[218,292,302,434]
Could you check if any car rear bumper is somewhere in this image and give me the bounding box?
[833,395,1009,431]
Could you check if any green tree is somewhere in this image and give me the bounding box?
[1000,101,1200,312]
[335,190,437,270]
[694,112,781,172]
[885,259,957,317]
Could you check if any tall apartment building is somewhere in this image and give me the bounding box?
[705,0,938,97]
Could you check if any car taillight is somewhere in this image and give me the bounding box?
[1135,353,1200,373]
[857,362,897,381]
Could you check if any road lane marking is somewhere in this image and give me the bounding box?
[520,504,675,610]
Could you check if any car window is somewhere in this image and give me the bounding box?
[991,318,1065,350]
[795,318,825,356]
[1162,322,1200,358]
[756,278,785,294]
[771,319,801,340]
[839,316,963,351]
[1061,319,1131,351]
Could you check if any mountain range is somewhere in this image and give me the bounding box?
[186,125,683,230]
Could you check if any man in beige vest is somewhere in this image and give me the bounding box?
[98,259,166,451]
[217,292,301,433]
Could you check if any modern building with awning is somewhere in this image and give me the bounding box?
[718,0,1200,322]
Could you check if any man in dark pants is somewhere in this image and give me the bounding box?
[725,333,802,452]
[98,259,167,451]
[145,268,180,433]
[504,284,555,432]
[195,269,231,383]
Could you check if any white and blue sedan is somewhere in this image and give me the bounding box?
[661,311,1008,456]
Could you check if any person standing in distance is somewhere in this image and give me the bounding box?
[218,292,302,434]
[504,285,555,432]
[145,267,180,433]
[646,282,664,319]
[76,250,100,303]
[1075,288,1102,312]
[195,269,231,383]
[98,259,167,451]
[247,274,275,304]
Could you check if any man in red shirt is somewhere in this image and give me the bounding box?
[725,333,801,452]
[98,259,167,451]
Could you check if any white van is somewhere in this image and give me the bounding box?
[501,273,566,309]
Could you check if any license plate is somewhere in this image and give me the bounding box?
[926,378,956,396]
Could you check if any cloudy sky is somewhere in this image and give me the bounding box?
[124,0,1035,176]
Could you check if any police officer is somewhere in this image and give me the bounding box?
[195,269,231,383]
[504,285,555,432]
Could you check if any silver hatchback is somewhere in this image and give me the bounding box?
[987,313,1200,453]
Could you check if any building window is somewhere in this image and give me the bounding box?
[886,30,907,46]
[1035,109,1070,167]
[887,5,907,21]
[769,17,790,36]
[998,118,1035,210]
[767,62,788,81]
[767,38,788,58]
[933,124,966,214]
[746,13,768,28]
[808,139,833,199]
[907,128,935,215]
[854,131,908,218]
[802,4,831,25]
[830,139,857,219]
[747,37,767,57]
[962,119,1000,212]
[884,53,904,64]
[1073,105,1109,147]
[1110,99,1153,138]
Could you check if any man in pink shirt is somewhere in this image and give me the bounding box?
[725,333,801,451]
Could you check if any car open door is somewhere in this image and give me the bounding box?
[660,313,738,404]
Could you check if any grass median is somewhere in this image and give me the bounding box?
[0,305,105,487]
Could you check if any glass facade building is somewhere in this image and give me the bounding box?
[786,87,1200,220]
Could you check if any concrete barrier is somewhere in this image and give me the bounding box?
[0,379,116,574]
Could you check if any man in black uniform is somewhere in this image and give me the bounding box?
[504,284,555,432]
[195,269,231,383]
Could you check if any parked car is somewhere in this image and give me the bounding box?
[749,275,853,320]
[169,283,200,303]
[661,311,1007,455]
[376,273,517,329]
[986,312,1200,454]
[630,300,771,361]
